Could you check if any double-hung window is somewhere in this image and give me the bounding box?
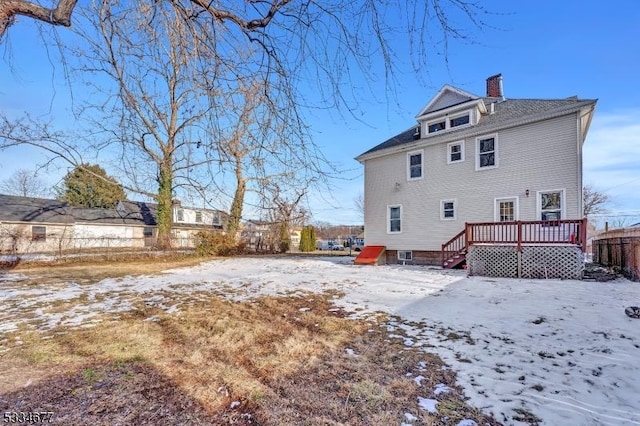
[441,199,456,220]
[476,134,498,170]
[388,205,402,233]
[195,211,203,223]
[407,150,423,180]
[539,190,563,221]
[447,141,464,164]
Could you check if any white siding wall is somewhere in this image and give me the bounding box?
[364,113,581,251]
[173,207,221,226]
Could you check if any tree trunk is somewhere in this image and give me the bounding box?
[226,160,246,239]
[156,161,173,249]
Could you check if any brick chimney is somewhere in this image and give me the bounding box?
[486,73,504,99]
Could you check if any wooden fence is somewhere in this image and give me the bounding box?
[593,228,640,282]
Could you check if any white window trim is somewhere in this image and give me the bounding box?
[426,118,447,134]
[494,197,519,222]
[176,209,184,222]
[440,199,457,221]
[406,150,424,181]
[447,140,465,164]
[537,189,566,221]
[448,111,472,130]
[387,204,403,234]
[397,250,413,261]
[475,133,499,171]
[423,108,476,137]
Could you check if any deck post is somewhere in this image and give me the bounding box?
[580,218,588,252]
[516,221,522,252]
[465,222,471,251]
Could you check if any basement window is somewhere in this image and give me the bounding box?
[397,250,412,261]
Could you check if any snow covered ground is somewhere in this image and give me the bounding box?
[2,256,639,425]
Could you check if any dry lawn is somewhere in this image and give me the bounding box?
[0,260,499,425]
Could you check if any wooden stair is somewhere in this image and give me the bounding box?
[441,229,467,269]
[443,248,467,269]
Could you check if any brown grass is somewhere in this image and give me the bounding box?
[0,259,500,425]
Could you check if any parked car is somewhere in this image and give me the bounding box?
[331,244,345,251]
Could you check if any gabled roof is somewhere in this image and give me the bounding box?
[357,97,597,160]
[416,85,480,118]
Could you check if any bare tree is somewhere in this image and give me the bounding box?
[2,0,491,247]
[0,0,77,38]
[583,184,611,217]
[0,168,50,197]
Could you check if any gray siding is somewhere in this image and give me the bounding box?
[424,91,473,113]
[364,113,581,251]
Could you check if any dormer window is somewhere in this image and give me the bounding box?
[425,110,473,136]
[450,113,470,128]
[428,120,446,134]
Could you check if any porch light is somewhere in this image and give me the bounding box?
[525,189,530,197]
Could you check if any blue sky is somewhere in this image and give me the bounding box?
[1,1,639,226]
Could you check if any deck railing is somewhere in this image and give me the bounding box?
[466,219,587,251]
[442,218,588,267]
[441,229,466,267]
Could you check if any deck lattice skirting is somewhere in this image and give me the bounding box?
[467,245,584,279]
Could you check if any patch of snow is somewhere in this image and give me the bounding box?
[457,420,478,426]
[434,383,452,395]
[3,256,640,425]
[417,397,438,413]
[404,412,417,421]
[413,375,425,386]
[345,348,356,356]
[298,307,311,312]
[230,401,240,409]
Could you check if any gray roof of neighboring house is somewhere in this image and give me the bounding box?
[357,97,597,159]
[0,194,155,226]
[0,194,73,224]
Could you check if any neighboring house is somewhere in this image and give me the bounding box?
[241,220,272,252]
[355,74,596,278]
[0,194,226,253]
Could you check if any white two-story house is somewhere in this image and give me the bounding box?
[355,74,596,278]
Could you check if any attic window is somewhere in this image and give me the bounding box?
[177,209,184,222]
[195,211,202,223]
[450,114,470,127]
[428,120,446,134]
[426,111,473,136]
